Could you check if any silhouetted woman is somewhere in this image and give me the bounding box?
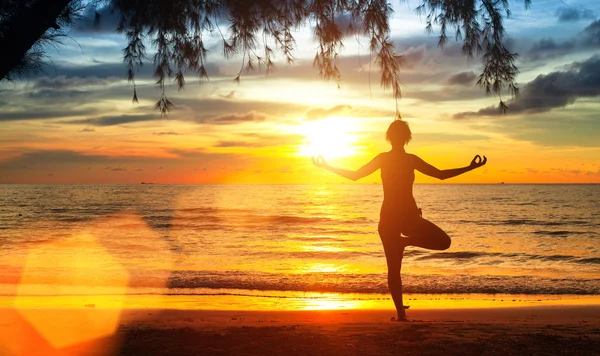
[312,120,487,321]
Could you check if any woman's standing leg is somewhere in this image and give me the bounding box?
[379,225,408,321]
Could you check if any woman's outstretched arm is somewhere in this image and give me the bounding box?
[312,154,382,181]
[413,154,487,180]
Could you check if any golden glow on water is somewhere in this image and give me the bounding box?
[1,212,175,355]
[301,244,344,253]
[295,263,347,273]
[14,233,127,351]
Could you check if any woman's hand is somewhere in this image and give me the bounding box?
[469,155,487,169]
[312,155,329,169]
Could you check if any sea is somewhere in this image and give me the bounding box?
[1,184,599,309]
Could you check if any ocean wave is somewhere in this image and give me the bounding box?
[163,271,600,295]
[415,251,484,260]
[414,250,600,265]
[461,219,594,227]
[532,230,591,236]
[243,250,381,260]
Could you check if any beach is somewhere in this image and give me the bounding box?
[1,184,599,354]
[1,305,599,355]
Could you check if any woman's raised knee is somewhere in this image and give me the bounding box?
[440,236,451,250]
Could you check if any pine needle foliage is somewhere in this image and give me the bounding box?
[1,0,531,116]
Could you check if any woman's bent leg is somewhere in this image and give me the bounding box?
[403,218,451,251]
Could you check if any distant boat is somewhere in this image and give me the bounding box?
[141,182,157,185]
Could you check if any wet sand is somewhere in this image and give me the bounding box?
[1,306,599,355]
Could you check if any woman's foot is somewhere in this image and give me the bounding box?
[390,306,409,322]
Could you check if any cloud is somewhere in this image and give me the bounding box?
[0,108,100,122]
[527,38,575,61]
[153,132,179,136]
[582,19,600,46]
[33,76,122,90]
[334,13,363,37]
[72,5,122,34]
[26,89,89,100]
[555,7,595,22]
[304,105,352,120]
[195,111,267,125]
[417,132,490,143]
[0,150,112,167]
[215,140,264,148]
[447,71,476,86]
[218,90,237,100]
[310,13,363,37]
[214,132,304,148]
[64,114,159,126]
[398,45,428,69]
[177,98,307,120]
[79,128,96,132]
[0,149,246,178]
[525,19,600,61]
[453,55,600,119]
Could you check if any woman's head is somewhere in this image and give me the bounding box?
[386,120,412,147]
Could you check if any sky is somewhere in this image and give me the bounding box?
[1,0,599,184]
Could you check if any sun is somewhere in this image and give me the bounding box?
[296,116,361,159]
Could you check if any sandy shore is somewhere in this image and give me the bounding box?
[1,306,599,355]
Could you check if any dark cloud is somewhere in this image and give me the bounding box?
[526,19,600,61]
[398,45,427,69]
[64,114,159,126]
[153,131,179,136]
[309,13,363,38]
[453,55,600,119]
[165,148,240,160]
[447,71,476,86]
[582,19,600,46]
[195,111,267,125]
[527,38,576,61]
[555,7,595,22]
[178,98,307,120]
[304,105,352,120]
[40,62,153,80]
[79,127,96,132]
[0,150,112,167]
[0,149,247,181]
[215,140,265,148]
[33,76,122,90]
[26,89,88,100]
[0,108,100,122]
[405,86,485,102]
[264,47,456,88]
[42,59,225,83]
[72,5,122,34]
[215,132,303,148]
[334,13,363,37]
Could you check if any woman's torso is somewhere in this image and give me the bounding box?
[379,150,419,220]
